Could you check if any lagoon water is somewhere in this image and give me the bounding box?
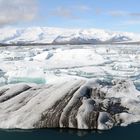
[0,123,140,140]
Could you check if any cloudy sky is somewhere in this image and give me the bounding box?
[0,0,140,32]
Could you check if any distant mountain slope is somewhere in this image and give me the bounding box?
[0,27,140,45]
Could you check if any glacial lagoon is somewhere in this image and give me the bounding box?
[0,45,140,139]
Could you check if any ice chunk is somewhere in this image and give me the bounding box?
[45,48,105,69]
[33,51,53,61]
[6,67,46,84]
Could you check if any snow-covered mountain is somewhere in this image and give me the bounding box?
[0,27,140,45]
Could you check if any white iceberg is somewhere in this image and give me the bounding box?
[0,79,140,130]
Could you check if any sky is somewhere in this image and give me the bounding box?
[0,0,140,33]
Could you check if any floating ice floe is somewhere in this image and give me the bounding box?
[0,45,140,86]
[6,67,46,84]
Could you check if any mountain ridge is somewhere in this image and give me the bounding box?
[0,27,140,45]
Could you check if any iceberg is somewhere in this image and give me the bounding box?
[0,79,140,130]
[6,67,46,84]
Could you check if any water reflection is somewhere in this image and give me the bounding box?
[53,128,102,137]
[0,123,140,140]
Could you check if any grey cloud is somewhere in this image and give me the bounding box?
[124,20,140,25]
[95,8,103,15]
[129,13,140,17]
[108,11,127,17]
[49,5,91,19]
[50,7,79,19]
[109,10,140,18]
[0,0,38,26]
[74,5,91,11]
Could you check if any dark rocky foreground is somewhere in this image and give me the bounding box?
[0,79,140,130]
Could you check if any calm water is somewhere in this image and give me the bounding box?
[0,123,140,140]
